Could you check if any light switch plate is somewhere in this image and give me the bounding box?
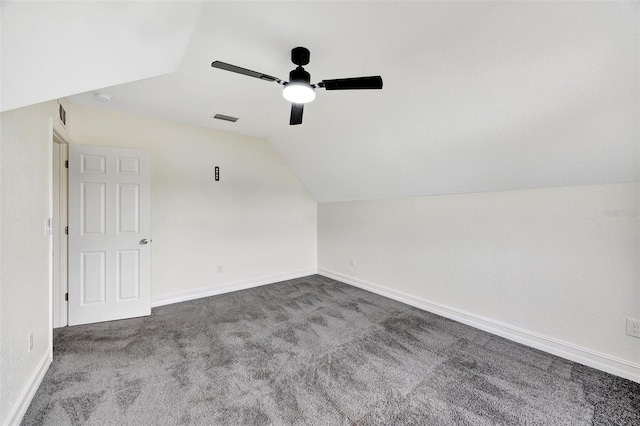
[45,218,53,236]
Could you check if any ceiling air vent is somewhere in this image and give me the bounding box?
[213,114,239,123]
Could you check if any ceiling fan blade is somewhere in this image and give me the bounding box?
[290,103,304,125]
[320,76,383,90]
[211,61,283,84]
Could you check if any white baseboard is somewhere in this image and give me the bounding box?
[4,347,52,426]
[318,268,640,384]
[151,268,318,308]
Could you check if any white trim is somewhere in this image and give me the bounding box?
[4,348,52,426]
[318,268,640,384]
[52,136,69,328]
[151,268,318,308]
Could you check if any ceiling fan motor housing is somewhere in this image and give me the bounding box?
[289,66,311,85]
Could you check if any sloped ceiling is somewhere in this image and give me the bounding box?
[3,1,638,202]
[0,1,202,112]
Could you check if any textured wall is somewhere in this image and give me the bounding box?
[318,183,640,370]
[0,101,54,423]
[70,104,317,299]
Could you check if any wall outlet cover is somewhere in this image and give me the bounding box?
[626,318,640,338]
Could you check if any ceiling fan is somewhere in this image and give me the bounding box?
[211,47,383,125]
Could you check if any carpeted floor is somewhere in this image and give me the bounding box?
[22,275,639,425]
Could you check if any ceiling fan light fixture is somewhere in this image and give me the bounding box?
[211,46,383,125]
[282,83,316,104]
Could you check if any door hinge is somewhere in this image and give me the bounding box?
[65,160,69,168]
[65,293,68,301]
[65,226,68,235]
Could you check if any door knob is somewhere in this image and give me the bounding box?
[139,239,149,245]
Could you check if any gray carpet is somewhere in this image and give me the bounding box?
[22,275,639,425]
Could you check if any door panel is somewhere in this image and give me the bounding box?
[69,144,150,326]
[117,156,140,175]
[81,251,106,305]
[81,154,106,173]
[117,250,140,301]
[82,182,106,235]
[117,184,139,234]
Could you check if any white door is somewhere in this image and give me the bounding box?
[68,144,151,326]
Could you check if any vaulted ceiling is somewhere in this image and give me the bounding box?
[2,1,638,202]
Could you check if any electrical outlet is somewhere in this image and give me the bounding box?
[350,258,356,267]
[28,332,33,352]
[217,265,223,274]
[627,318,640,338]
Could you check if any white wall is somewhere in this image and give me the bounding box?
[1,101,56,424]
[318,183,640,380]
[70,104,317,302]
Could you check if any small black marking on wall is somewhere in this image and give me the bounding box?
[213,114,239,123]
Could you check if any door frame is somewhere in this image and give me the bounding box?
[52,130,69,328]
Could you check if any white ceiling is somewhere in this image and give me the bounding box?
[0,1,202,112]
[4,1,638,202]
